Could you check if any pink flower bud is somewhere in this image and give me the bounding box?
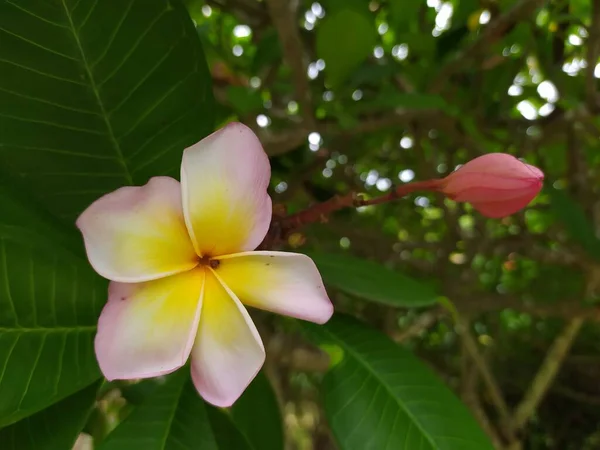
[436,153,544,218]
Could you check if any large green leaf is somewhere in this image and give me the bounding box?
[546,184,600,261]
[306,252,438,307]
[303,316,494,450]
[0,381,100,450]
[0,219,105,426]
[100,371,253,450]
[0,0,214,222]
[316,5,376,88]
[231,371,283,450]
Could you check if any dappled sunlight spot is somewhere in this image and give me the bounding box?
[274,181,288,194]
[508,85,523,96]
[517,100,538,120]
[232,45,243,57]
[398,169,415,183]
[415,196,430,208]
[256,114,270,128]
[562,58,587,76]
[539,103,555,117]
[537,80,558,103]
[568,34,583,46]
[365,169,379,186]
[249,77,261,88]
[308,132,322,152]
[377,22,388,35]
[373,46,384,59]
[323,90,334,101]
[376,178,391,192]
[287,101,299,115]
[391,43,409,60]
[311,2,325,18]
[479,10,491,24]
[352,89,363,101]
[433,2,453,36]
[392,44,408,61]
[400,136,413,149]
[339,237,351,249]
[233,25,251,38]
[449,252,467,265]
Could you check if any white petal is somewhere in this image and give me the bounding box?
[190,269,265,407]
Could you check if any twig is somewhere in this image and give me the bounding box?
[458,318,515,442]
[460,335,505,449]
[586,0,600,112]
[264,0,316,127]
[278,180,439,234]
[389,309,444,343]
[553,385,600,406]
[512,317,585,430]
[429,0,547,93]
[260,110,441,156]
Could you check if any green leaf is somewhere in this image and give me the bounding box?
[226,86,264,116]
[306,252,438,307]
[546,184,600,261]
[100,371,253,450]
[389,0,421,34]
[0,381,100,450]
[0,0,214,222]
[303,315,494,450]
[251,28,282,73]
[0,214,105,425]
[316,7,377,88]
[231,371,283,450]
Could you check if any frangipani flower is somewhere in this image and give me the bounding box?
[77,123,333,407]
[436,153,544,218]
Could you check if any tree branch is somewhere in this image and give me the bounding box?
[512,317,585,430]
[264,0,316,127]
[586,0,600,111]
[460,336,505,449]
[260,109,441,156]
[458,319,515,442]
[430,0,547,93]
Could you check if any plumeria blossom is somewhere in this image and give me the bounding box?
[435,153,544,218]
[77,123,333,407]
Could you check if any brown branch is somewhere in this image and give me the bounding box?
[457,319,515,442]
[260,110,441,156]
[552,385,600,406]
[460,336,505,449]
[512,317,585,430]
[455,293,600,322]
[276,180,440,236]
[389,309,444,343]
[586,0,600,112]
[429,0,547,93]
[264,0,315,127]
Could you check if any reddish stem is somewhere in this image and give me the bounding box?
[278,179,442,233]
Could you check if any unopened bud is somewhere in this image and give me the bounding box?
[437,153,544,218]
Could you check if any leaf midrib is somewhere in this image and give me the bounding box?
[321,325,439,450]
[60,0,133,185]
